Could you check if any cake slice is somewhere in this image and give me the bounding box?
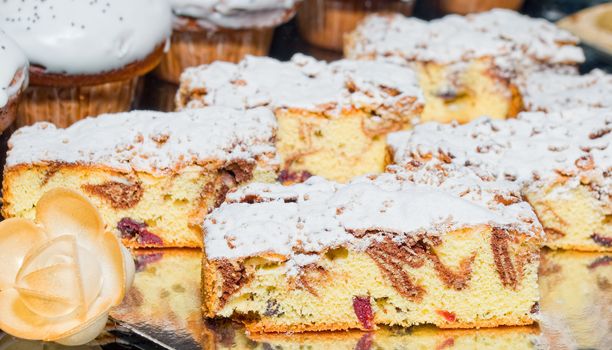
[389,108,611,251]
[345,9,584,123]
[176,54,424,183]
[518,69,612,112]
[201,162,543,332]
[2,107,278,248]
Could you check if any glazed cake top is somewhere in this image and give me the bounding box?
[170,0,298,29]
[389,108,612,194]
[178,54,424,119]
[6,107,277,174]
[519,69,612,112]
[0,0,172,75]
[0,31,28,108]
[346,9,584,68]
[204,163,540,272]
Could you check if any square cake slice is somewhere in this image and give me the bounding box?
[201,163,543,332]
[389,108,612,251]
[176,54,424,183]
[345,9,584,124]
[2,106,278,248]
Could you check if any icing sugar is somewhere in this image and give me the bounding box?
[6,107,277,174]
[346,9,584,69]
[0,0,172,75]
[170,0,298,29]
[204,163,540,270]
[519,69,612,112]
[389,108,612,195]
[0,30,28,108]
[178,54,424,119]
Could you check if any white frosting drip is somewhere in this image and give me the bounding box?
[389,108,612,196]
[519,69,612,112]
[0,0,172,75]
[170,0,298,29]
[178,54,424,118]
[204,164,541,272]
[0,30,28,108]
[346,9,584,70]
[6,107,277,174]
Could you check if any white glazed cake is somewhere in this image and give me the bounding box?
[2,107,278,248]
[345,9,585,123]
[0,30,28,131]
[201,162,543,332]
[518,69,612,112]
[177,54,424,182]
[389,108,612,251]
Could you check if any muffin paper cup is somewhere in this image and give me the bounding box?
[298,0,414,52]
[155,27,274,84]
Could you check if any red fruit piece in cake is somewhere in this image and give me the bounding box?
[352,296,374,330]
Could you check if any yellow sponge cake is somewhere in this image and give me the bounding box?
[176,54,424,183]
[345,9,584,123]
[389,108,612,251]
[201,162,543,332]
[2,107,278,248]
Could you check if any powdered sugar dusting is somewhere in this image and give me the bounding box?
[519,69,612,112]
[177,54,424,120]
[389,108,611,196]
[346,9,584,71]
[0,31,28,108]
[204,163,541,273]
[6,107,277,174]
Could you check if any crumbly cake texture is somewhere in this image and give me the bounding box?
[0,0,172,75]
[170,0,299,29]
[389,108,612,251]
[177,54,424,182]
[345,9,584,124]
[518,69,612,112]
[201,163,543,332]
[0,31,28,108]
[3,107,279,248]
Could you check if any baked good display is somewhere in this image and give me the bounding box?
[389,108,612,252]
[201,163,543,332]
[156,0,300,84]
[0,31,28,133]
[518,69,612,112]
[296,0,415,52]
[2,107,278,248]
[0,0,172,128]
[438,0,525,14]
[176,54,424,182]
[345,9,585,124]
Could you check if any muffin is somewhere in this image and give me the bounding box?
[439,0,525,14]
[0,0,172,128]
[0,31,28,133]
[156,0,300,84]
[297,0,415,52]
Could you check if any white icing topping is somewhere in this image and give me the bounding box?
[6,107,277,174]
[0,0,172,75]
[178,54,424,119]
[204,163,540,271]
[389,108,612,195]
[0,30,28,108]
[170,0,298,29]
[519,69,612,112]
[346,9,584,69]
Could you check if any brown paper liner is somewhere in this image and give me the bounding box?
[439,0,525,14]
[297,0,414,52]
[155,27,274,84]
[16,77,139,128]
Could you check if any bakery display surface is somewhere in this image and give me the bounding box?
[176,54,423,182]
[389,108,611,252]
[0,1,611,349]
[2,107,278,248]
